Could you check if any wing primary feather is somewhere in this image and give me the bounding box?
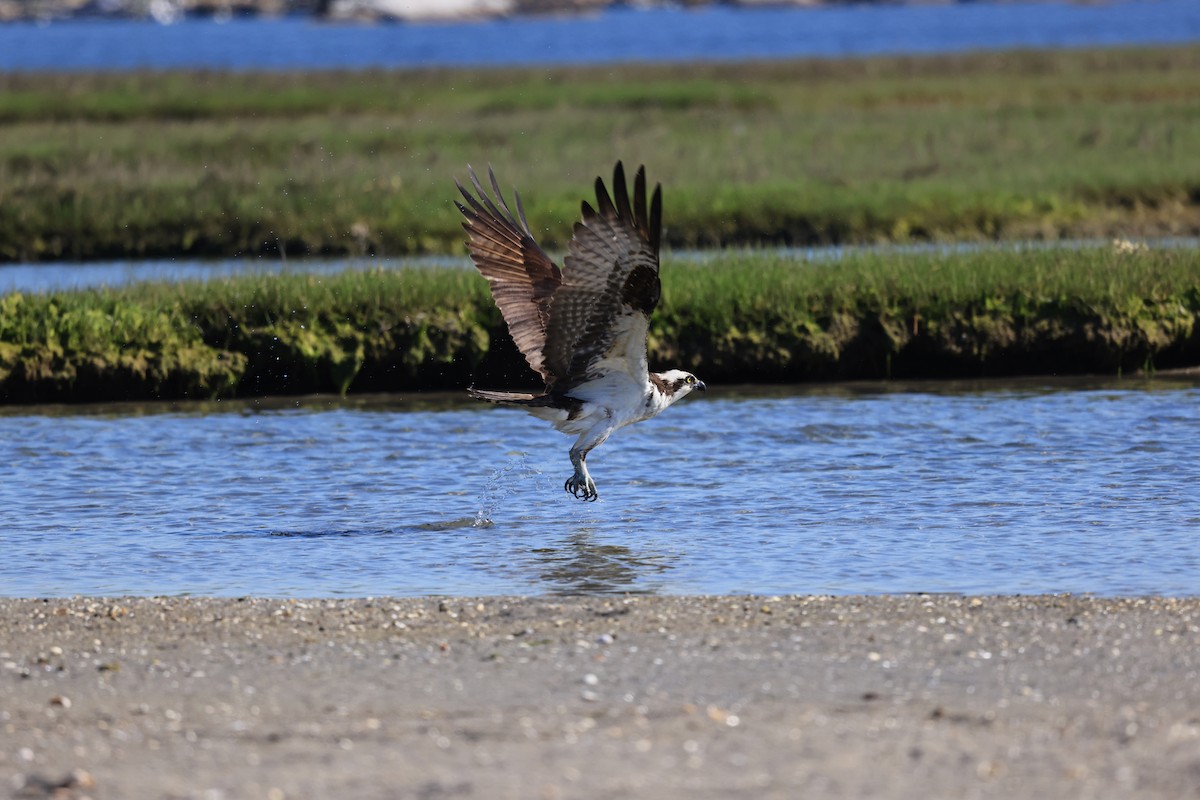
[456,197,525,258]
[513,189,532,236]
[467,165,514,229]
[613,162,634,224]
[463,167,502,221]
[487,165,523,231]
[633,166,648,238]
[462,225,523,259]
[455,180,490,217]
[594,173,617,217]
[649,184,662,254]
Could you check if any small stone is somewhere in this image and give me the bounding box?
[706,705,729,723]
[49,695,71,709]
[70,769,95,789]
[595,633,614,645]
[582,673,599,686]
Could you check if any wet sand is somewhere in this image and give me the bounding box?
[3,595,1199,799]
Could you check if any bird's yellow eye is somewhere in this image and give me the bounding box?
[685,375,695,384]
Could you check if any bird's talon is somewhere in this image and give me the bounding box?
[564,472,598,501]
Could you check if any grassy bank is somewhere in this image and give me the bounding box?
[2,46,1200,261]
[1,247,1197,403]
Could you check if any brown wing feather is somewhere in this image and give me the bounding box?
[456,165,562,383]
[543,162,662,389]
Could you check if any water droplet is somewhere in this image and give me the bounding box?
[474,453,544,527]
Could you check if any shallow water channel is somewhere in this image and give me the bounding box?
[6,239,1200,294]
[2,378,1198,598]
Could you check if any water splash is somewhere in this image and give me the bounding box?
[474,453,546,527]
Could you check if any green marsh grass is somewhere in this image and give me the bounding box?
[2,46,1200,261]
[2,247,1197,402]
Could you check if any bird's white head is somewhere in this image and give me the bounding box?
[652,369,707,404]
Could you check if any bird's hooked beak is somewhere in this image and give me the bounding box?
[696,380,707,392]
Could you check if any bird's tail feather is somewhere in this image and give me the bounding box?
[467,388,542,405]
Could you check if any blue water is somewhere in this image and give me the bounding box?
[2,380,1198,597]
[0,256,467,295]
[8,238,1200,295]
[2,0,1198,72]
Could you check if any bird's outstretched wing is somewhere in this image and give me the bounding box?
[456,165,562,384]
[543,162,662,391]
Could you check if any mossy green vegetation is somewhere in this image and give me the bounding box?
[3,46,1200,261]
[0,265,495,402]
[2,247,1197,403]
[653,246,1200,382]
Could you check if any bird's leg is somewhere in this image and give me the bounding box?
[564,446,598,502]
[564,423,613,502]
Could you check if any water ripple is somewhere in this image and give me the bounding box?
[1,379,1198,597]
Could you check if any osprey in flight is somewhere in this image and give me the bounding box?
[456,161,705,501]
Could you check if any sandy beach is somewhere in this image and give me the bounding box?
[3,594,1199,799]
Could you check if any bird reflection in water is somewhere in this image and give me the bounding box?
[530,531,677,595]
[471,454,678,593]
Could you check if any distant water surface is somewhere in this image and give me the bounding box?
[2,379,1198,597]
[0,256,464,294]
[5,238,1199,294]
[1,0,1198,72]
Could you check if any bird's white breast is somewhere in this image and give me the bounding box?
[539,373,655,437]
